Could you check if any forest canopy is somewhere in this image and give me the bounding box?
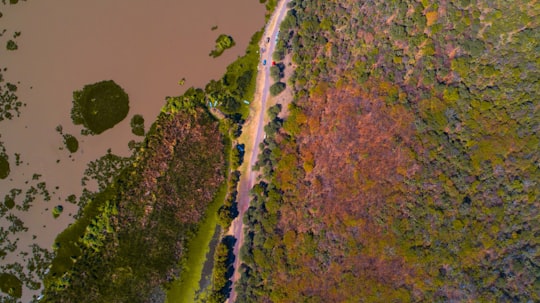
[236,0,540,302]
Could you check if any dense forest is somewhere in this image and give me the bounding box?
[238,0,539,302]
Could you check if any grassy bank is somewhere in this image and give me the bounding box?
[165,177,229,303]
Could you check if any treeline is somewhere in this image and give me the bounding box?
[235,105,289,302]
[236,0,540,302]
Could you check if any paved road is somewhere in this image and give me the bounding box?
[227,1,291,302]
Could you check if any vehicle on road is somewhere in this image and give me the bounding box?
[263,59,267,65]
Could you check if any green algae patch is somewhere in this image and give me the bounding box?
[71,80,129,135]
[0,273,22,299]
[0,155,9,179]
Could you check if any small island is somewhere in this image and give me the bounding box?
[209,34,235,58]
[70,80,129,135]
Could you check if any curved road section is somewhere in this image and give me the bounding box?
[227,1,291,302]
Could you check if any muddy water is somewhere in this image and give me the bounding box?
[0,0,264,301]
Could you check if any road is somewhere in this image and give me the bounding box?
[227,1,291,301]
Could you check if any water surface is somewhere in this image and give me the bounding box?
[0,1,264,300]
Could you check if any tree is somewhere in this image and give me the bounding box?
[269,82,286,96]
[71,80,130,135]
[130,114,145,136]
[6,40,18,51]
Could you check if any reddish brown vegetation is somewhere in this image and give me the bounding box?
[272,82,424,301]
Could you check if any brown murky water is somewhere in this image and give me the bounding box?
[0,0,264,300]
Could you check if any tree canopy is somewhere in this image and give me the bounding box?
[70,80,129,135]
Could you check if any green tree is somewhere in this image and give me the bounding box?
[130,114,145,136]
[269,82,286,96]
[71,80,130,135]
[6,40,17,51]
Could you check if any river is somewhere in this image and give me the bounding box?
[0,1,265,301]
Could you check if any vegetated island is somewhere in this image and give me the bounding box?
[209,34,235,58]
[70,80,129,135]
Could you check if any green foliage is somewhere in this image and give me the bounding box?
[71,80,129,135]
[238,0,540,301]
[202,29,263,121]
[209,34,236,58]
[161,87,204,116]
[62,134,78,153]
[130,114,145,136]
[81,148,131,191]
[269,81,286,96]
[52,205,63,218]
[0,155,9,179]
[270,65,284,82]
[0,80,25,122]
[4,196,15,209]
[5,40,17,51]
[43,106,226,303]
[207,235,236,303]
[0,273,22,298]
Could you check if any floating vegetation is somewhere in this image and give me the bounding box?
[14,153,21,166]
[0,154,9,179]
[6,213,27,234]
[27,244,54,280]
[0,273,22,299]
[81,149,131,191]
[5,39,17,50]
[62,134,78,153]
[36,182,51,201]
[3,189,21,213]
[55,124,78,152]
[70,80,129,135]
[4,196,14,209]
[0,74,25,122]
[52,205,63,218]
[65,194,77,205]
[209,34,235,58]
[129,114,145,136]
